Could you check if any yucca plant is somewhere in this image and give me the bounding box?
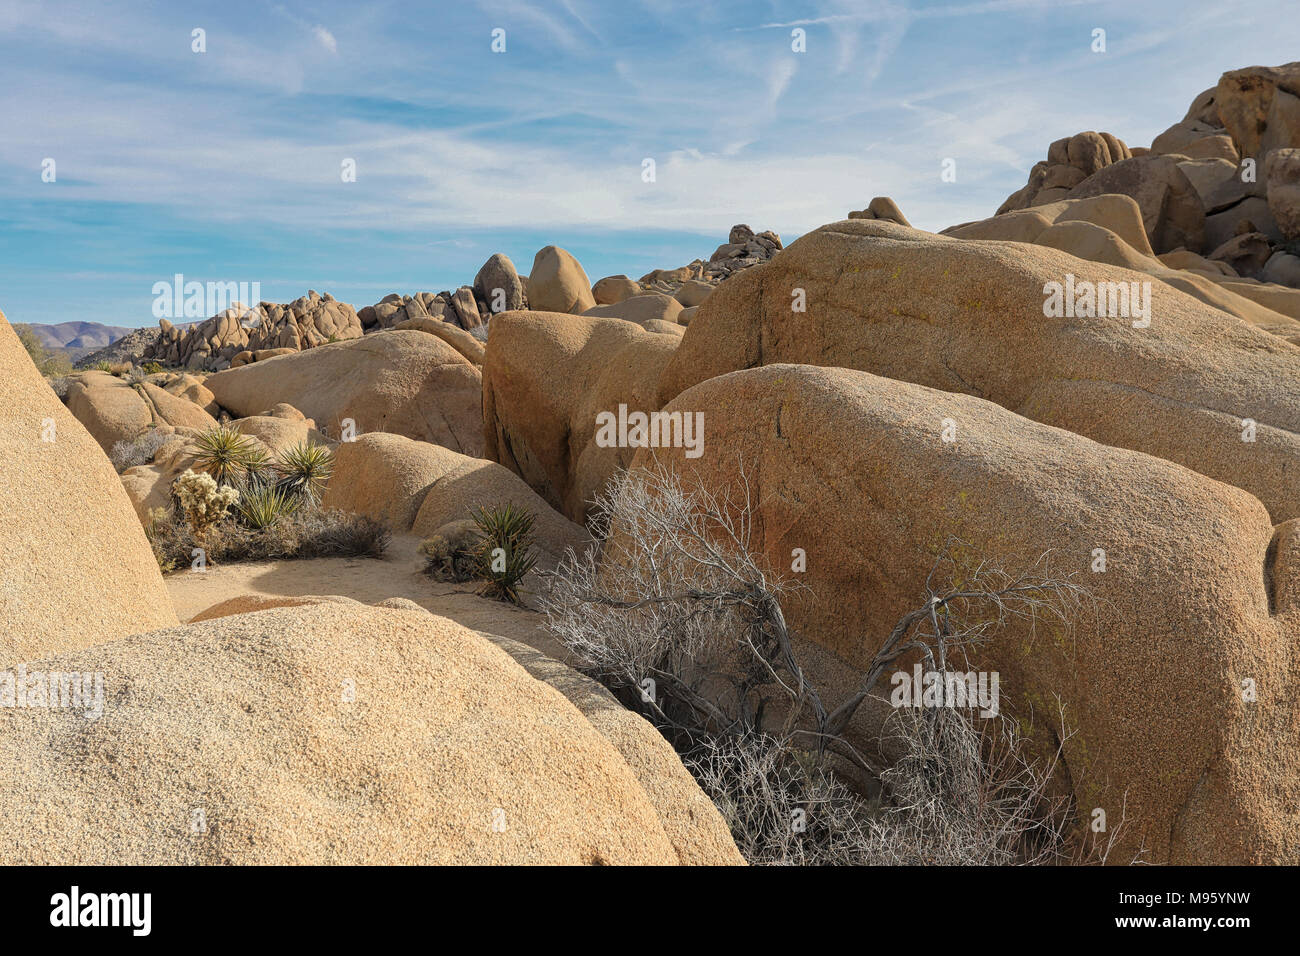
[276,442,334,503]
[234,480,299,530]
[471,503,538,604]
[192,425,265,487]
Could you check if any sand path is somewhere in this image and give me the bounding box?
[165,533,565,658]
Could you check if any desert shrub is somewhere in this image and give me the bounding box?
[88,360,113,372]
[192,425,265,486]
[146,503,388,570]
[469,321,491,343]
[173,469,239,535]
[233,480,299,530]
[142,360,165,374]
[471,503,538,604]
[15,325,72,377]
[276,441,333,503]
[109,427,172,472]
[542,464,1103,865]
[419,520,482,582]
[47,375,71,399]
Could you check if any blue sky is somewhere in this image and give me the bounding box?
[2,0,1297,328]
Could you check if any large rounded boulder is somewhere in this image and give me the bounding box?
[621,363,1299,865]
[0,313,177,665]
[484,311,681,523]
[205,330,483,456]
[660,218,1300,522]
[0,597,741,864]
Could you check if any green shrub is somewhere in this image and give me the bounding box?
[276,442,334,503]
[192,425,265,486]
[471,503,538,604]
[14,325,72,376]
[142,360,165,374]
[234,480,299,530]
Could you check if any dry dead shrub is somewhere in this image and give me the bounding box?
[542,463,1123,865]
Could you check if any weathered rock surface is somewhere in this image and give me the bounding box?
[622,362,1299,865]
[0,312,177,665]
[484,312,681,523]
[660,218,1300,522]
[204,331,484,456]
[0,597,739,864]
[322,432,587,566]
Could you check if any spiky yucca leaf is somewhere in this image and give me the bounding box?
[192,425,265,487]
[471,503,538,604]
[277,441,334,502]
[233,480,299,530]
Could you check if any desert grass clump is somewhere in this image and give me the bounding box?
[471,503,538,604]
[192,424,265,486]
[173,469,239,536]
[419,520,482,582]
[233,480,299,530]
[276,441,333,503]
[109,427,172,472]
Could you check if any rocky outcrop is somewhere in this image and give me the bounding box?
[321,432,587,566]
[620,363,1299,865]
[145,292,363,371]
[483,312,681,523]
[204,330,484,456]
[528,246,596,314]
[660,218,1300,523]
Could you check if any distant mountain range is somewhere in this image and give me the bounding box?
[22,321,137,360]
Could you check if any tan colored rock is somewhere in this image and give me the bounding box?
[483,631,744,865]
[1266,147,1300,239]
[642,319,685,337]
[1176,157,1251,212]
[592,275,640,305]
[673,279,714,308]
[321,432,587,566]
[584,292,684,326]
[138,382,217,432]
[0,598,737,864]
[1208,231,1274,279]
[204,330,483,456]
[162,374,218,415]
[0,312,177,665]
[474,253,525,314]
[64,372,152,452]
[659,218,1300,522]
[528,246,596,314]
[1069,154,1206,253]
[1205,196,1282,250]
[230,415,315,457]
[1216,62,1300,161]
[393,315,486,364]
[624,362,1299,865]
[847,196,912,226]
[484,311,681,523]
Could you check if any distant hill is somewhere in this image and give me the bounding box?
[23,321,138,362]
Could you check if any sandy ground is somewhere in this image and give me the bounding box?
[165,534,566,658]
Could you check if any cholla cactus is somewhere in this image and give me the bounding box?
[173,469,239,534]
